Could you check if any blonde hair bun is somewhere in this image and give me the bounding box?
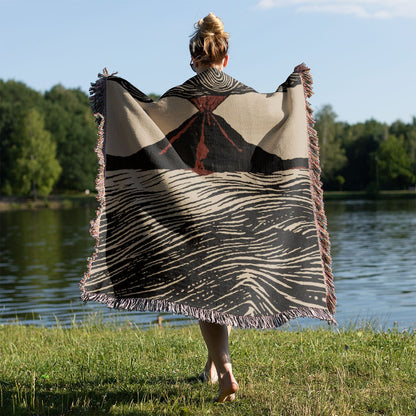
[197,12,228,38]
[189,13,229,65]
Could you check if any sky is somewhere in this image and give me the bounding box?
[1,0,415,125]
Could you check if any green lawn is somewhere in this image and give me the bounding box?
[0,320,415,415]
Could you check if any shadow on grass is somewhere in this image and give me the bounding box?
[1,374,210,416]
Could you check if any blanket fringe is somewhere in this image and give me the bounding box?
[80,290,337,329]
[295,63,336,315]
[88,68,118,116]
[80,69,113,291]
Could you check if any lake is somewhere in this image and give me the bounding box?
[0,198,415,330]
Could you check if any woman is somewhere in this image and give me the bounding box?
[189,13,239,403]
[82,12,336,405]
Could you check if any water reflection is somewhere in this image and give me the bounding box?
[0,206,194,328]
[2,208,88,318]
[324,199,416,329]
[0,199,415,329]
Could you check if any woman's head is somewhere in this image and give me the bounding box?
[189,13,229,67]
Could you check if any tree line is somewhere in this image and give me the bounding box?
[315,105,415,191]
[0,80,415,197]
[0,80,97,197]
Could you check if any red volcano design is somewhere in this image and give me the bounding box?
[159,96,242,175]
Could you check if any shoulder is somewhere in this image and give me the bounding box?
[161,68,257,100]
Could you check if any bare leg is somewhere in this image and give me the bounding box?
[199,321,239,402]
[200,354,218,384]
[200,325,232,384]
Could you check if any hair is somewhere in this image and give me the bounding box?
[189,12,229,65]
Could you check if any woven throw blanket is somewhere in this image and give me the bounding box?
[80,64,336,328]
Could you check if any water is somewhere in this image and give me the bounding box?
[0,199,415,330]
[324,199,416,330]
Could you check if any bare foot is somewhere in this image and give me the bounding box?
[215,372,239,403]
[199,358,218,384]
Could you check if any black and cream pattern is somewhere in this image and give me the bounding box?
[161,69,257,99]
[81,66,336,328]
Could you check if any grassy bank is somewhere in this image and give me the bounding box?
[324,190,416,200]
[0,322,414,415]
[0,194,97,211]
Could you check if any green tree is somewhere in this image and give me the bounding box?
[0,102,20,194]
[44,85,97,191]
[0,80,45,194]
[10,108,61,197]
[376,135,415,189]
[0,79,44,108]
[389,118,416,181]
[341,119,388,191]
[148,93,160,101]
[314,105,347,188]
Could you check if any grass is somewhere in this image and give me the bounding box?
[0,320,415,416]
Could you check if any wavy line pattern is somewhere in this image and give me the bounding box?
[84,168,327,317]
[161,68,257,99]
